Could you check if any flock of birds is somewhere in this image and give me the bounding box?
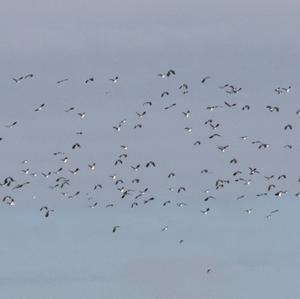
[1,70,298,255]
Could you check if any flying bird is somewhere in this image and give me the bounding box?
[201,76,211,83]
[109,76,119,83]
[5,121,17,128]
[85,77,94,83]
[34,103,45,111]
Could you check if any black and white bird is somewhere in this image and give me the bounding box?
[85,77,94,83]
[40,206,54,218]
[109,76,119,83]
[5,121,17,128]
[57,78,69,84]
[112,225,120,233]
[201,76,211,83]
[34,103,45,111]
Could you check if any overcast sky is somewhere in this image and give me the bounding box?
[1,1,300,299]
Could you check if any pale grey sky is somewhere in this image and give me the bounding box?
[0,1,300,298]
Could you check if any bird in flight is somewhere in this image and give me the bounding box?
[85,77,94,84]
[57,78,69,84]
[158,69,176,78]
[201,76,211,83]
[5,121,17,128]
[109,76,119,83]
[40,206,54,218]
[34,103,46,112]
[112,225,120,233]
[12,76,23,83]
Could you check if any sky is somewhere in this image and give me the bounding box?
[1,0,300,298]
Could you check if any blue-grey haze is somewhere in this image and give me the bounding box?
[0,0,300,298]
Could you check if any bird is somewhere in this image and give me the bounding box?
[219,84,230,89]
[209,123,220,130]
[201,76,211,83]
[204,196,215,202]
[131,202,138,208]
[143,101,152,106]
[61,157,68,163]
[85,77,94,83]
[248,167,259,175]
[158,69,175,78]
[12,76,23,83]
[179,83,188,90]
[284,124,292,130]
[93,184,102,190]
[168,172,175,178]
[2,196,15,206]
[230,158,238,164]
[5,121,17,128]
[166,69,176,77]
[24,74,33,79]
[115,179,124,185]
[112,226,120,233]
[201,208,210,215]
[114,159,123,166]
[69,168,79,175]
[161,225,168,231]
[266,209,279,219]
[57,78,69,84]
[161,91,169,98]
[209,133,221,139]
[182,110,191,118]
[65,107,75,112]
[225,85,242,94]
[164,103,176,110]
[233,171,242,176]
[177,186,186,193]
[145,161,155,167]
[163,200,171,206]
[113,125,122,132]
[40,206,54,218]
[268,184,276,191]
[207,106,222,111]
[109,76,118,83]
[275,190,287,197]
[242,105,250,110]
[224,101,237,108]
[282,86,291,92]
[12,181,30,190]
[144,197,155,204]
[72,143,81,149]
[266,105,279,112]
[88,163,96,170]
[68,191,80,199]
[34,103,45,111]
[78,112,86,118]
[89,202,98,208]
[217,145,229,152]
[136,111,146,118]
[131,164,141,171]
